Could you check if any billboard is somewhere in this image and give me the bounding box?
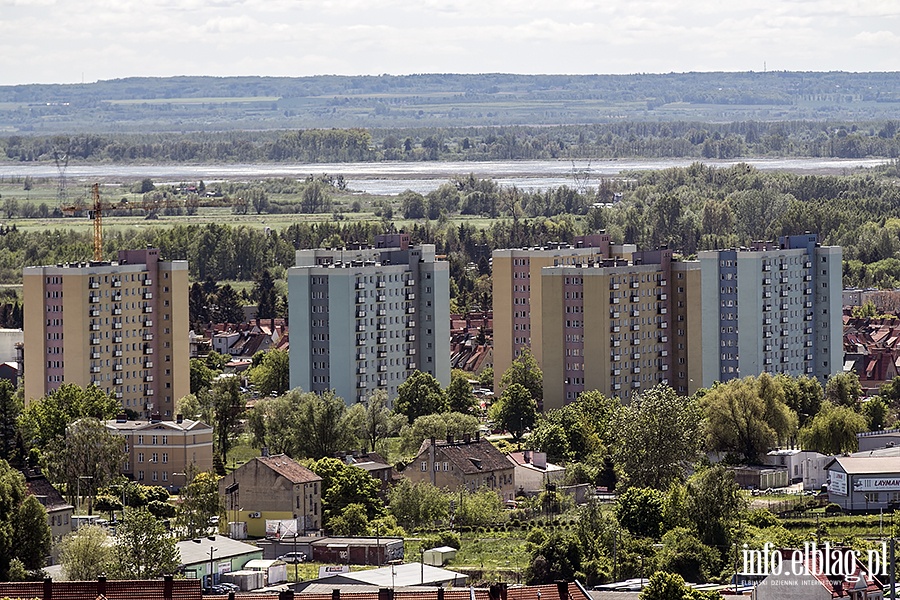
[853,478,900,492]
[828,470,847,496]
[265,519,298,540]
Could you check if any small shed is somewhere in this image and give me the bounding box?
[244,559,287,585]
[422,546,457,566]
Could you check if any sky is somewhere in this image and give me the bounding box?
[2,0,900,86]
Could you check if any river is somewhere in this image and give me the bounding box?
[0,157,890,195]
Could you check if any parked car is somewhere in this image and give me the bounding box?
[278,551,306,564]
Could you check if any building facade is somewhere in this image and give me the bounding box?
[288,234,450,405]
[698,234,842,387]
[104,416,214,490]
[220,454,323,538]
[23,249,189,418]
[540,249,702,409]
[491,235,635,392]
[405,435,516,503]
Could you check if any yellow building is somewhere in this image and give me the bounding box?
[104,415,214,491]
[23,248,189,419]
[491,235,635,395]
[540,250,703,410]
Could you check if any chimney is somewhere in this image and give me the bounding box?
[447,434,454,445]
[556,581,568,600]
[524,450,532,463]
[43,577,52,600]
[163,575,173,600]
[332,590,341,600]
[378,589,393,600]
[176,414,183,424]
[438,589,445,600]
[463,433,471,444]
[475,430,480,442]
[500,583,507,600]
[279,591,295,600]
[150,412,161,423]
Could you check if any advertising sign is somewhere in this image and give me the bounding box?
[828,470,848,496]
[265,519,298,540]
[852,478,900,492]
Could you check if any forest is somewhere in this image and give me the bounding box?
[0,162,899,308]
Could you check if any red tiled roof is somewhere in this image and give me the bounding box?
[0,578,202,600]
[256,454,322,484]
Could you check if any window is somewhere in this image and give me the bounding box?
[421,462,427,471]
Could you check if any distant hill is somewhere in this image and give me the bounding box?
[2,72,900,134]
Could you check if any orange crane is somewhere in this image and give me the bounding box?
[63,183,235,262]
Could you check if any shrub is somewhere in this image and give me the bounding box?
[825,503,843,515]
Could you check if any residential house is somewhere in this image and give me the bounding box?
[506,450,565,496]
[104,415,214,491]
[764,449,830,490]
[843,315,900,394]
[405,434,516,503]
[22,468,73,549]
[220,454,322,538]
[450,311,493,374]
[342,451,395,498]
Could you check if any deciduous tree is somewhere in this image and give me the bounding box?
[500,347,543,404]
[248,349,290,398]
[60,525,114,581]
[490,383,537,441]
[387,479,449,530]
[395,371,448,422]
[113,507,180,579]
[176,471,222,539]
[799,402,867,454]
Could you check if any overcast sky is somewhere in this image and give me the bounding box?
[2,0,899,86]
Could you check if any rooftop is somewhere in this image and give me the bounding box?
[255,454,323,484]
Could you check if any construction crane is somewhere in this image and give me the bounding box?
[62,183,235,262]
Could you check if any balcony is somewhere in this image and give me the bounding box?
[145,388,154,396]
[377,323,387,331]
[610,283,619,290]
[658,307,667,315]
[377,309,386,317]
[113,335,123,344]
[659,279,667,286]
[804,275,812,282]
[407,334,416,342]
[356,310,366,318]
[144,361,153,368]
[806,354,813,361]
[355,282,366,290]
[376,336,386,345]
[762,264,771,271]
[143,292,153,300]
[612,340,620,347]
[610,297,620,304]
[89,309,100,317]
[405,278,414,286]
[780,303,789,311]
[90,323,100,331]
[611,368,621,376]
[112,280,121,288]
[90,282,100,289]
[631,338,640,345]
[660,322,668,329]
[90,338,101,345]
[632,353,641,360]
[661,364,668,371]
[143,306,153,314]
[762,278,772,285]
[378,364,387,373]
[356,296,365,304]
[631,324,640,331]
[659,350,668,357]
[407,320,416,328]
[378,379,388,387]
[91,366,101,373]
[804,288,812,295]
[377,350,388,359]
[376,295,386,303]
[630,295,640,303]
[611,326,620,333]
[406,292,416,300]
[113,322,122,330]
[357,381,367,389]
[764,345,772,352]
[406,307,416,314]
[762,291,772,298]
[114,392,122,399]
[407,348,417,356]
[112,293,121,301]
[356,324,366,333]
[113,350,123,357]
[113,307,122,315]
[357,352,366,361]
[611,355,621,362]
[356,337,365,346]
[114,364,123,372]
[143,333,154,341]
[633,367,641,374]
[144,278,152,286]
[659,336,668,343]
[613,383,621,391]
[113,378,123,385]
[764,358,773,365]
[658,293,667,301]
[630,281,639,289]
[143,320,153,327]
[357,367,367,375]
[89,295,100,304]
[804,261,812,268]
[632,381,641,389]
[805,340,813,348]
[630,309,640,317]
[91,352,101,360]
[143,346,154,355]
[610,311,620,318]
[763,318,772,325]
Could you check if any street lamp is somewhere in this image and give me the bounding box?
[208,546,218,588]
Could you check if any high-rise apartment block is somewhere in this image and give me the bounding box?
[23,248,189,418]
[288,234,450,405]
[491,234,635,393]
[698,234,842,387]
[540,249,702,410]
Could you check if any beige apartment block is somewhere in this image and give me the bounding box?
[540,250,702,410]
[105,415,213,491]
[23,249,189,419]
[491,235,634,395]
